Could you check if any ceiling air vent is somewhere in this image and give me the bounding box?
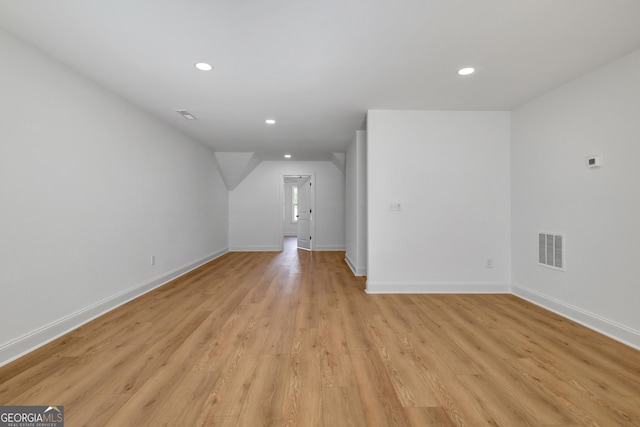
[538,232,565,271]
[175,109,197,120]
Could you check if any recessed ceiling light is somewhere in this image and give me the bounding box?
[265,119,276,125]
[458,67,475,76]
[284,154,292,159]
[195,62,213,71]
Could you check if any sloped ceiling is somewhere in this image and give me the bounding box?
[1,1,640,160]
[214,152,262,191]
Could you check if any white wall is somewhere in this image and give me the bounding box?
[511,49,640,347]
[345,130,367,275]
[229,161,346,251]
[367,110,511,293]
[0,30,229,365]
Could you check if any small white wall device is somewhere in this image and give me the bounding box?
[587,155,602,168]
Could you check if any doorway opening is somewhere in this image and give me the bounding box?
[282,174,314,251]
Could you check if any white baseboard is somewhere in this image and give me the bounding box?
[345,255,367,276]
[366,281,510,294]
[512,285,640,351]
[229,245,344,252]
[313,245,346,251]
[0,248,228,368]
[229,245,282,251]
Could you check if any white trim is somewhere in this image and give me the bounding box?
[366,281,510,294]
[345,255,367,276]
[229,245,282,252]
[512,285,640,351]
[0,248,229,368]
[313,245,346,251]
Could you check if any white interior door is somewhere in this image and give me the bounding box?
[297,176,312,250]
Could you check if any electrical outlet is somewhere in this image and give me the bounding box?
[486,259,493,268]
[389,202,402,211]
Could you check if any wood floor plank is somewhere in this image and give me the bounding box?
[260,273,299,355]
[66,393,131,427]
[379,294,485,376]
[141,371,218,427]
[507,357,620,427]
[441,321,577,425]
[0,335,81,385]
[318,307,356,388]
[336,301,374,354]
[350,350,413,426]
[616,367,640,387]
[99,311,212,395]
[404,407,456,427]
[195,316,271,419]
[321,386,367,427]
[236,353,288,427]
[295,270,319,330]
[208,416,238,427]
[495,317,640,417]
[2,238,640,426]
[364,314,440,407]
[0,354,78,403]
[406,345,501,426]
[103,364,188,426]
[281,328,323,427]
[458,373,540,426]
[192,298,263,373]
[6,308,206,407]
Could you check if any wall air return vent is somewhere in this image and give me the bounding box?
[538,232,565,271]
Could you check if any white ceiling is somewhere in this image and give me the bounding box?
[2,1,640,160]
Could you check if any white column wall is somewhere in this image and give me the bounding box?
[367,110,511,293]
[345,130,367,275]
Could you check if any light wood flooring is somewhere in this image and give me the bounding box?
[1,238,640,426]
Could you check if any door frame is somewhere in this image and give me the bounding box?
[280,172,316,251]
